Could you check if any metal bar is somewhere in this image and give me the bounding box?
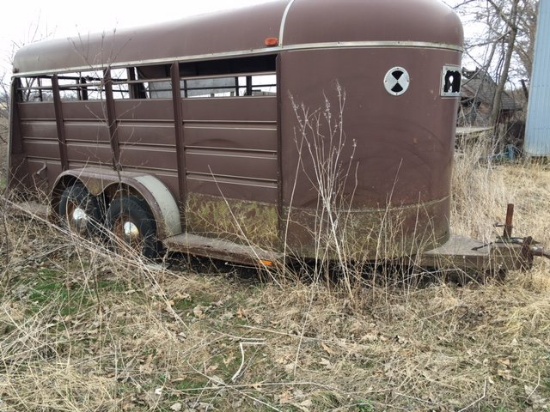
[520,236,534,270]
[9,78,24,154]
[14,41,464,78]
[275,54,284,244]
[127,67,137,99]
[503,203,514,239]
[171,62,187,230]
[246,76,253,96]
[79,76,89,101]
[7,78,27,190]
[51,75,69,171]
[104,68,121,170]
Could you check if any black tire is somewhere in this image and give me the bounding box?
[105,197,158,258]
[59,183,102,237]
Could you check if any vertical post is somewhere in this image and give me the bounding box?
[246,75,253,96]
[8,78,26,190]
[104,68,121,171]
[9,78,24,155]
[275,55,284,244]
[171,62,187,230]
[51,75,69,171]
[503,203,514,239]
[79,76,89,101]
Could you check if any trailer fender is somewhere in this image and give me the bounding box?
[52,168,182,239]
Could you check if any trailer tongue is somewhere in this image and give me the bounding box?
[417,203,550,275]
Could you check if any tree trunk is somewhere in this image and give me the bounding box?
[490,0,520,125]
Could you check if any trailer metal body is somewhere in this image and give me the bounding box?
[9,0,544,271]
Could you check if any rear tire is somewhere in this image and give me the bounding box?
[105,197,159,258]
[58,183,102,237]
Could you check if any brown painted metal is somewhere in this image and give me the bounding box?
[8,78,27,191]
[170,62,187,229]
[103,69,121,171]
[164,233,282,267]
[9,0,471,264]
[503,203,514,239]
[419,235,533,273]
[51,75,69,171]
[13,1,289,75]
[12,0,462,76]
[275,54,284,241]
[278,45,461,258]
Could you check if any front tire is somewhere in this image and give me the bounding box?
[58,183,102,237]
[105,197,159,258]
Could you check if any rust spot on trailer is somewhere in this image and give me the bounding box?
[283,197,450,260]
[187,193,280,249]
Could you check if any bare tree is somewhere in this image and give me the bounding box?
[450,0,539,124]
[0,71,9,144]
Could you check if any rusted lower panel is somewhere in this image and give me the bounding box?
[186,193,279,249]
[283,198,450,261]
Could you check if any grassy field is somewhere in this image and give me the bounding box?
[1,120,550,411]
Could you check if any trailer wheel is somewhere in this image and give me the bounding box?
[105,197,159,258]
[59,183,102,237]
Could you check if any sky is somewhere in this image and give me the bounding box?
[1,0,461,78]
[0,0,268,77]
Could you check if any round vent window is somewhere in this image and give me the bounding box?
[384,67,410,96]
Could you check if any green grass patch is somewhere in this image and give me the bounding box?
[24,268,130,316]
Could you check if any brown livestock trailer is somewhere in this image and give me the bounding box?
[8,0,546,272]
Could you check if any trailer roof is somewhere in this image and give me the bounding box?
[13,0,463,76]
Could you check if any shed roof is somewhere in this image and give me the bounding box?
[461,69,520,112]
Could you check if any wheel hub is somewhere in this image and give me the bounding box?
[122,221,141,243]
[69,206,89,235]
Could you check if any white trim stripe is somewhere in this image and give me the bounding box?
[14,41,463,77]
[279,0,297,46]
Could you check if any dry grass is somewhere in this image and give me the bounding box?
[1,130,550,411]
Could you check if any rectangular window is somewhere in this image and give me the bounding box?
[110,68,130,100]
[19,76,53,102]
[138,54,277,100]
